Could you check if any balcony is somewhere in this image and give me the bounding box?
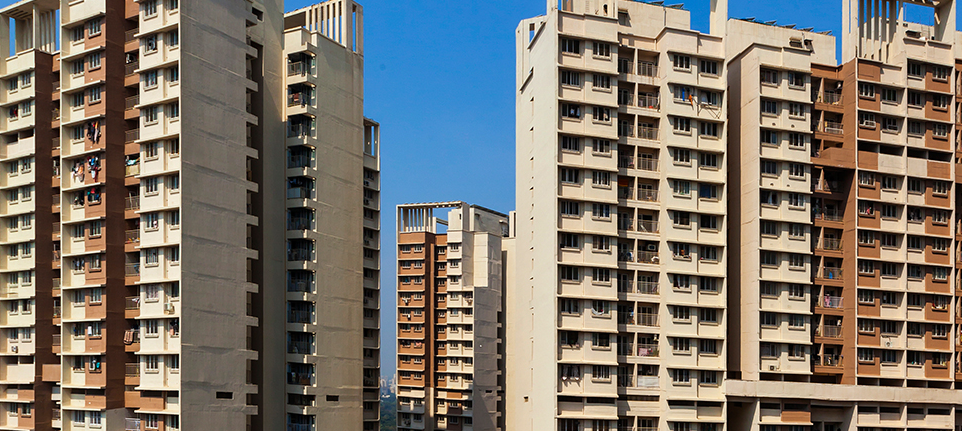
[638,62,657,77]
[288,248,313,262]
[637,94,660,110]
[125,229,140,245]
[820,268,843,281]
[637,157,658,172]
[125,196,140,211]
[287,187,309,199]
[637,189,658,202]
[288,62,308,77]
[288,340,314,355]
[638,220,658,234]
[637,313,658,327]
[125,95,139,110]
[818,238,841,251]
[288,310,312,324]
[125,29,138,43]
[816,325,842,338]
[818,295,843,309]
[619,124,634,138]
[288,280,313,293]
[125,129,140,143]
[288,123,312,138]
[637,126,658,140]
[637,281,659,295]
[288,92,311,107]
[126,296,140,311]
[125,163,140,177]
[815,212,842,222]
[819,91,842,105]
[636,251,659,265]
[819,121,843,135]
[289,154,311,169]
[125,263,140,276]
[287,424,314,431]
[125,61,139,76]
[815,354,842,367]
[53,306,61,318]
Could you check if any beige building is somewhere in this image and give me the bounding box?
[396,202,506,431]
[511,0,962,430]
[0,0,378,429]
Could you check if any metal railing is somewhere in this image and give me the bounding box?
[288,154,311,168]
[618,156,635,169]
[819,295,843,308]
[820,92,842,105]
[635,343,659,357]
[637,282,659,295]
[637,189,658,202]
[618,124,634,138]
[638,313,659,327]
[126,363,139,376]
[125,129,140,143]
[125,296,140,310]
[638,62,658,77]
[125,95,139,110]
[125,230,139,244]
[637,158,658,172]
[637,94,660,110]
[288,92,310,107]
[816,354,842,367]
[288,248,313,262]
[288,62,308,76]
[288,124,312,138]
[124,29,138,43]
[816,212,843,222]
[820,121,843,135]
[288,310,313,324]
[288,341,314,355]
[820,238,841,251]
[817,325,842,338]
[52,307,61,318]
[637,126,658,140]
[821,268,843,281]
[287,217,313,231]
[52,334,61,346]
[125,263,140,276]
[637,251,659,264]
[124,62,139,76]
[287,187,309,199]
[638,220,658,234]
[288,280,313,293]
[618,93,633,106]
[125,196,140,211]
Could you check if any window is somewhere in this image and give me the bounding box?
[760,130,778,146]
[591,235,610,251]
[673,211,691,228]
[559,266,580,282]
[932,65,949,81]
[788,253,804,269]
[672,337,691,352]
[560,136,581,152]
[699,121,718,137]
[671,180,690,196]
[670,243,690,259]
[788,133,804,149]
[560,38,581,54]
[761,100,778,116]
[880,204,897,219]
[591,42,610,58]
[760,220,778,237]
[167,103,179,120]
[859,112,876,128]
[788,344,805,358]
[858,260,875,275]
[145,248,159,266]
[787,193,803,208]
[933,94,950,109]
[560,201,580,217]
[907,91,923,107]
[700,246,718,262]
[760,69,778,85]
[933,181,949,196]
[788,103,804,118]
[144,70,158,88]
[760,251,778,267]
[672,117,691,133]
[144,106,159,124]
[789,163,804,179]
[590,106,610,123]
[673,306,691,321]
[857,230,875,245]
[933,266,949,281]
[168,247,180,264]
[934,123,948,137]
[881,262,898,277]
[591,204,610,219]
[760,190,778,206]
[760,312,778,327]
[591,171,610,187]
[700,339,718,355]
[87,18,102,36]
[143,35,158,53]
[672,54,691,70]
[933,238,948,252]
[858,83,875,98]
[907,120,924,136]
[673,85,694,101]
[699,371,718,386]
[883,117,898,131]
[908,293,923,308]
[673,149,691,165]
[166,31,179,48]
[907,264,923,280]
[70,60,85,76]
[559,168,580,184]
[908,62,923,78]
[699,59,718,75]
[143,0,158,16]
[591,333,610,348]
[700,91,720,107]
[592,365,610,381]
[787,72,804,88]
[671,369,690,384]
[560,103,581,119]
[167,67,179,84]
[787,284,804,299]
[591,300,610,315]
[907,178,923,194]
[88,52,101,69]
[591,139,610,154]
[788,223,804,239]
[560,298,579,315]
[881,87,897,103]
[932,209,948,225]
[857,348,875,363]
[560,233,579,249]
[760,282,777,297]
[700,277,719,293]
[700,214,718,231]
[699,308,717,323]
[700,153,718,169]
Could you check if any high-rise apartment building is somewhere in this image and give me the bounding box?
[396,202,507,431]
[0,0,378,429]
[512,1,729,430]
[511,0,962,430]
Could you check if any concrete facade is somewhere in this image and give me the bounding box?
[0,0,378,429]
[396,202,507,431]
[511,0,962,430]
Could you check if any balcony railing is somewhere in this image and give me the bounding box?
[288,62,307,76]
[618,93,633,106]
[637,251,659,264]
[637,281,659,295]
[125,296,140,310]
[638,313,659,327]
[821,268,843,281]
[287,217,313,231]
[637,158,658,172]
[125,363,139,377]
[820,92,842,105]
[52,334,61,346]
[287,187,309,199]
[638,220,658,234]
[815,354,842,367]
[52,108,60,121]
[816,212,842,222]
[820,121,843,135]
[817,325,842,338]
[638,62,658,77]
[819,238,841,251]
[124,29,138,42]
[637,126,658,140]
[288,310,313,324]
[288,280,313,293]
[125,95,139,110]
[637,94,660,110]
[52,307,61,318]
[125,196,140,211]
[635,343,659,357]
[288,341,314,355]
[125,163,140,177]
[637,189,658,202]
[125,62,139,76]
[288,124,312,138]
[288,154,311,168]
[125,129,140,143]
[125,229,140,244]
[287,424,315,431]
[618,156,634,169]
[288,92,311,107]
[618,124,634,138]
[125,263,140,276]
[819,295,843,309]
[288,248,313,262]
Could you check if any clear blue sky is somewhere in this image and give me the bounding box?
[277,0,949,378]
